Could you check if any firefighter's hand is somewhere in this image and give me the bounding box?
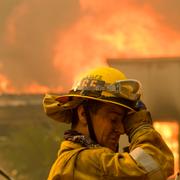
[123,110,153,141]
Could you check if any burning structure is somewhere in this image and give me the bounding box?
[108,57,180,176]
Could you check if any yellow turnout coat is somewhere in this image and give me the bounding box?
[48,127,174,180]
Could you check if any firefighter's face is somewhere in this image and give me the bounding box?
[91,103,126,152]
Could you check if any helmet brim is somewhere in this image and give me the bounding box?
[43,93,136,123]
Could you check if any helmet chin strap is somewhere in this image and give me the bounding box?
[83,103,98,143]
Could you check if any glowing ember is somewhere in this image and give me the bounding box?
[154,121,179,176]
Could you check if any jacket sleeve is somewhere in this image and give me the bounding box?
[99,127,174,179]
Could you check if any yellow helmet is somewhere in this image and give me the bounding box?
[43,66,142,123]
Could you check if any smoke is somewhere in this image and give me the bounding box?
[0,0,80,92]
[0,0,180,93]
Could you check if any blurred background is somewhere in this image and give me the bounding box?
[0,0,180,179]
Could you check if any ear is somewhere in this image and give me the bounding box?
[77,105,87,126]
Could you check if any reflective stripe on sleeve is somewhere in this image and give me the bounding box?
[130,147,165,180]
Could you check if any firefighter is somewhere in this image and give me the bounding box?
[43,66,174,180]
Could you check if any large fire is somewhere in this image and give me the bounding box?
[54,0,180,87]
[1,0,180,93]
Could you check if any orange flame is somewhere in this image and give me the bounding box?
[0,74,9,92]
[0,74,64,94]
[2,0,180,93]
[0,74,15,94]
[22,82,64,94]
[22,83,50,94]
[54,0,180,87]
[154,121,179,176]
